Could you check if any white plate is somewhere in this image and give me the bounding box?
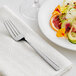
[38,0,76,51]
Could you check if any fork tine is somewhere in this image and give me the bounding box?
[4,20,16,38]
[8,20,20,35]
[4,19,20,36]
[3,19,24,41]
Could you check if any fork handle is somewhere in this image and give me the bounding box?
[26,41,60,71]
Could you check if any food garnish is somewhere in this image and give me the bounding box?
[50,0,76,43]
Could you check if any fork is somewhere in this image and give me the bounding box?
[3,19,60,71]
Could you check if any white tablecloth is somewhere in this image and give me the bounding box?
[0,0,75,76]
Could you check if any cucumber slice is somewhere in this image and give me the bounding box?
[68,32,76,43]
[68,25,76,44]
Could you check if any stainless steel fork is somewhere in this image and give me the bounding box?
[3,19,60,71]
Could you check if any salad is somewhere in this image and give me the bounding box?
[50,0,76,44]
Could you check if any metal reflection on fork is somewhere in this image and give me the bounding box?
[3,19,60,71]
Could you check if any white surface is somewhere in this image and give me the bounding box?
[0,6,72,76]
[0,0,74,76]
[38,0,76,51]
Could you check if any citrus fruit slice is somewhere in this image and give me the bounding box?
[52,5,61,15]
[52,11,60,16]
[50,14,62,32]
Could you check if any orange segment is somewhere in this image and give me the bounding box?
[50,5,61,32]
[52,11,60,16]
[50,14,61,32]
[52,5,61,15]
[56,28,66,37]
[50,15,58,32]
